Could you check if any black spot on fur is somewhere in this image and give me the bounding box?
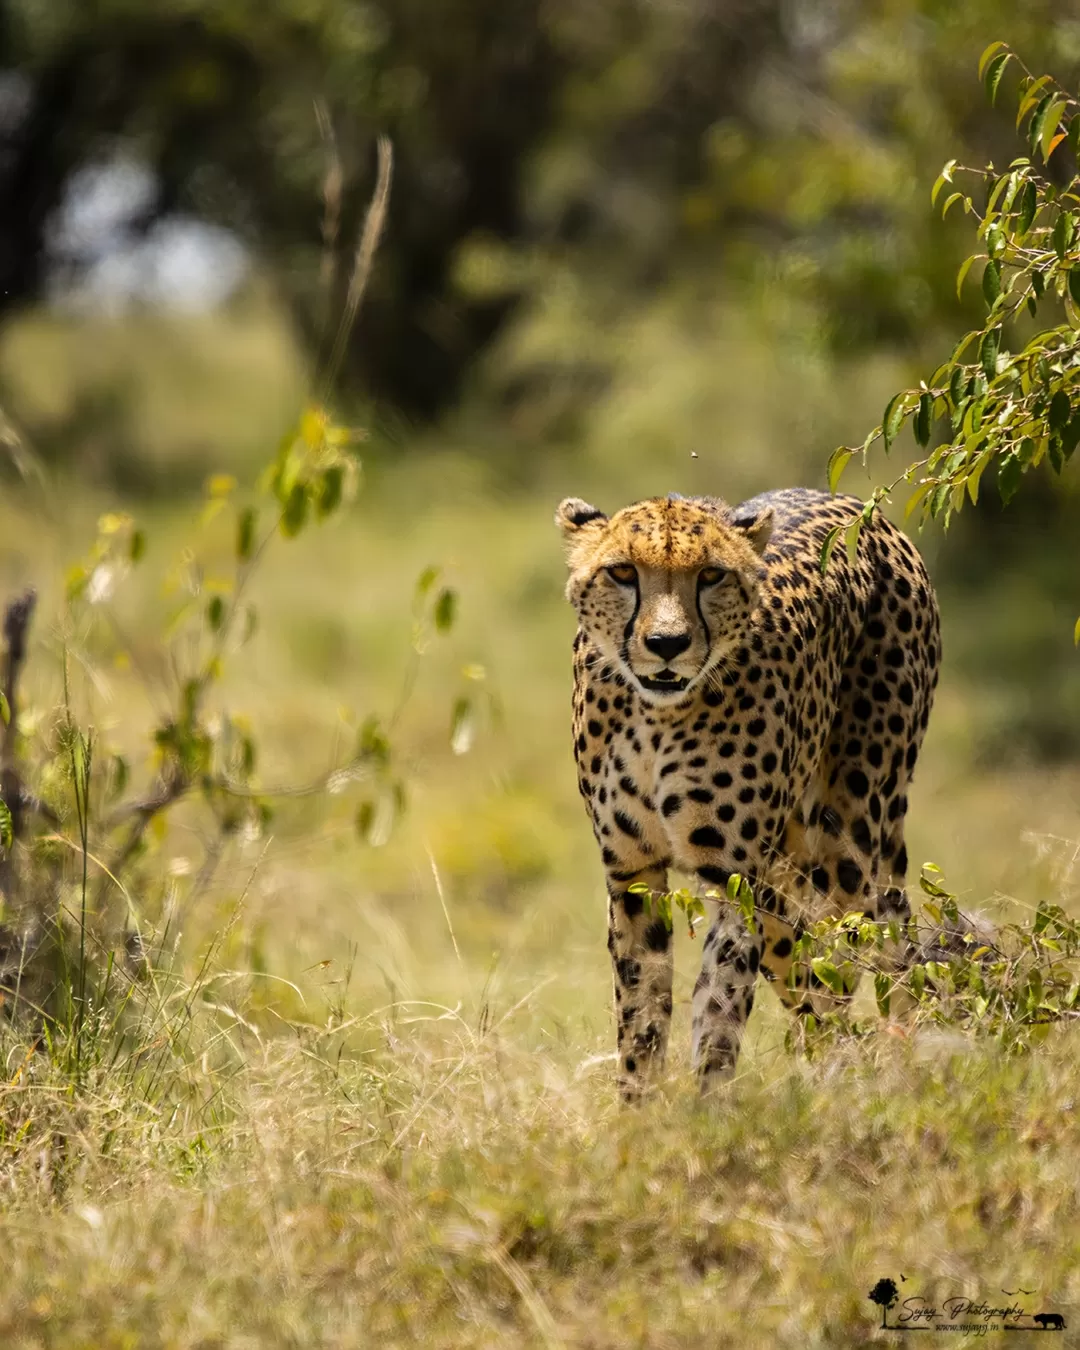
[614,810,641,839]
[621,890,645,919]
[846,769,870,798]
[644,920,670,952]
[615,957,641,988]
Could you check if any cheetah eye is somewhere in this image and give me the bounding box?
[607,564,638,586]
[699,566,728,586]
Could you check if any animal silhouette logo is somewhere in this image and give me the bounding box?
[1033,1312,1066,1331]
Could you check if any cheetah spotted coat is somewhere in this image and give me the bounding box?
[556,488,940,1096]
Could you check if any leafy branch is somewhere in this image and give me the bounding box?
[0,133,472,1050]
[825,42,1080,643]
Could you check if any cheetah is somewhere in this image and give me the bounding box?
[556,488,941,1098]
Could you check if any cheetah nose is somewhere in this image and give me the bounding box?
[644,632,691,662]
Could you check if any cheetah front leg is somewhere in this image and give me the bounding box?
[691,892,765,1095]
[605,863,673,1100]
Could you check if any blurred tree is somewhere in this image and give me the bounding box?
[2,0,1080,432]
[471,0,1080,423]
[10,0,1030,421]
[0,0,560,416]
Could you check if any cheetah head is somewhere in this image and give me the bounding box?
[555,493,773,706]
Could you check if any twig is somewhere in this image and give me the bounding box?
[0,589,37,904]
[102,770,189,887]
[319,135,393,400]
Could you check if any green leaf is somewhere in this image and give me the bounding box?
[984,51,1012,105]
[237,507,256,561]
[239,735,256,777]
[1062,416,1080,459]
[985,170,1013,216]
[930,159,957,206]
[1028,91,1055,154]
[982,258,1001,307]
[316,465,344,518]
[819,525,842,575]
[874,971,892,1017]
[0,798,11,851]
[883,392,907,450]
[434,588,457,633]
[913,392,932,447]
[811,958,844,995]
[948,365,967,411]
[129,529,146,564]
[725,873,755,928]
[979,329,1000,381]
[977,41,1006,80]
[358,715,390,765]
[0,691,8,725]
[956,254,976,300]
[1032,268,1046,299]
[1074,616,1080,647]
[1017,179,1037,235]
[941,191,964,219]
[1052,211,1075,260]
[998,455,1023,505]
[1040,99,1067,162]
[1068,268,1080,308]
[1016,76,1052,130]
[207,595,226,632]
[356,800,376,843]
[966,448,991,505]
[844,518,863,564]
[1049,390,1071,430]
[415,565,441,600]
[281,483,308,538]
[450,696,475,755]
[827,447,853,493]
[904,482,932,521]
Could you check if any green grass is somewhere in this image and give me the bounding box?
[1,303,1079,1344]
[3,1019,1080,1346]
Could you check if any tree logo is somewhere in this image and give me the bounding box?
[868,1277,900,1329]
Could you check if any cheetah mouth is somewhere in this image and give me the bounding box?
[637,670,691,694]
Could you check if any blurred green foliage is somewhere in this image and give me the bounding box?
[2,0,1079,757]
[827,41,1080,757]
[3,0,1080,416]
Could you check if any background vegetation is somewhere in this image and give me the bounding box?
[1,1,1079,1344]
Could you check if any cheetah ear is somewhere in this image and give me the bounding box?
[555,497,608,537]
[732,507,773,557]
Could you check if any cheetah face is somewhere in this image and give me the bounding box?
[556,494,773,706]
